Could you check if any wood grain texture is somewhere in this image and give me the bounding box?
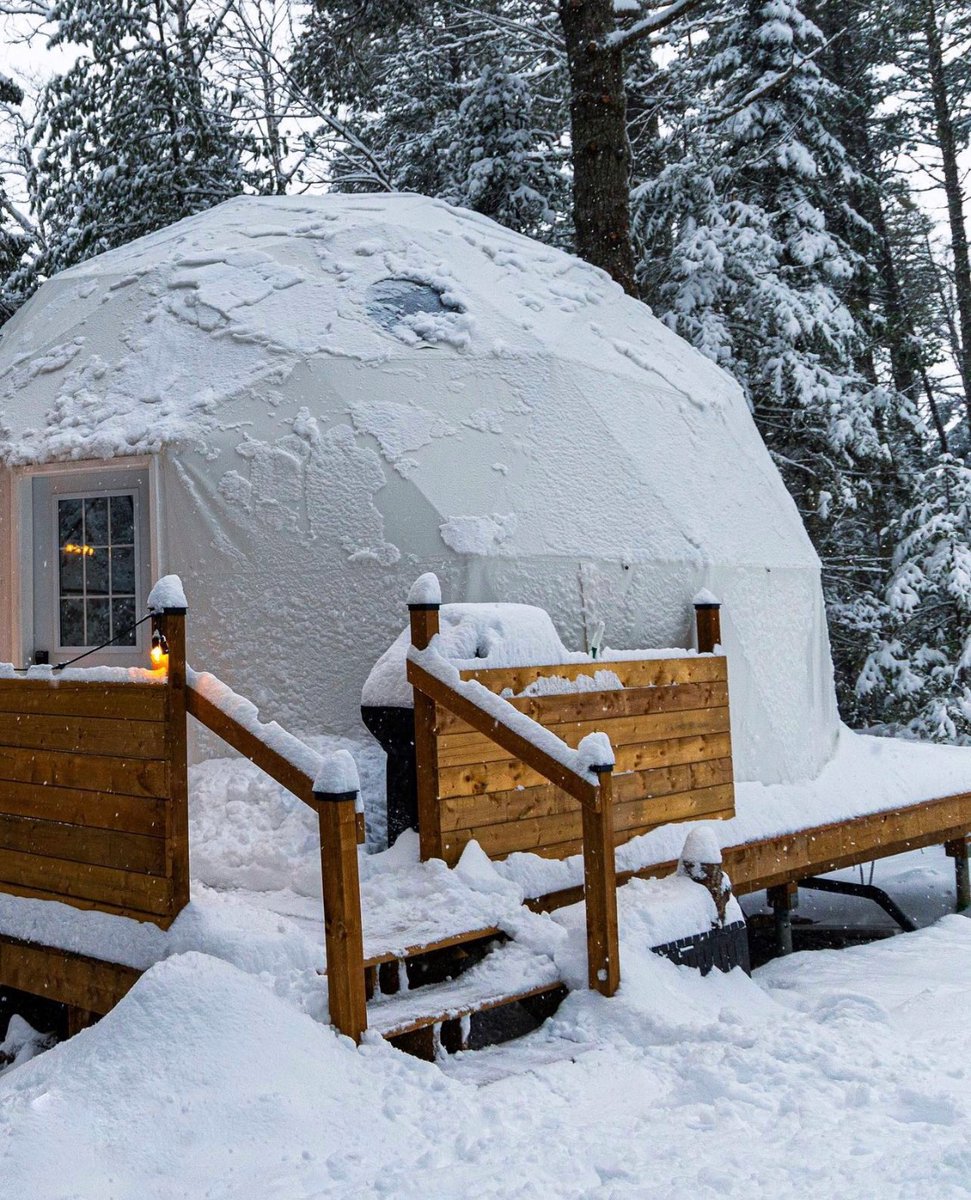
[412,655,738,866]
[0,711,167,759]
[0,935,141,1014]
[435,680,729,738]
[0,680,166,721]
[318,798,368,1042]
[527,791,971,914]
[0,744,169,799]
[459,655,727,694]
[0,813,165,875]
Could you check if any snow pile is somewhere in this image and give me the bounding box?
[187,667,323,782]
[406,571,442,607]
[363,601,589,707]
[9,902,971,1196]
[188,733,386,895]
[312,749,360,796]
[146,573,188,612]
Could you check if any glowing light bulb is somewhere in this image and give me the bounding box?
[150,630,169,671]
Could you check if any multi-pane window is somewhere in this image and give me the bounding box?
[57,494,137,648]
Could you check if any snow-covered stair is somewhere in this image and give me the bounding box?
[367,939,564,1056]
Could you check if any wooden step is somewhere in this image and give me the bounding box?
[368,941,563,1043]
[363,926,502,969]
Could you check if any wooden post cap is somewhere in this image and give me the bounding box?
[313,789,359,804]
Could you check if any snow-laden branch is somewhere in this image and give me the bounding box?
[607,0,703,50]
[706,26,847,126]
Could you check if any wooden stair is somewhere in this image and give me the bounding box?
[363,934,567,1060]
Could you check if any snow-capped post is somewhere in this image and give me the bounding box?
[147,575,190,914]
[694,590,722,654]
[679,828,731,927]
[408,573,444,862]
[577,732,620,997]
[313,750,368,1043]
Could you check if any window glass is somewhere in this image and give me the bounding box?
[57,492,138,648]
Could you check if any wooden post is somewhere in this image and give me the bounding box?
[581,767,620,996]
[159,607,190,917]
[409,598,443,862]
[694,596,722,655]
[767,882,796,956]
[945,837,971,911]
[315,784,368,1043]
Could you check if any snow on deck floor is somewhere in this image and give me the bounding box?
[498,725,971,896]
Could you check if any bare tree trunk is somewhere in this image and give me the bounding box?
[558,0,637,294]
[923,0,971,430]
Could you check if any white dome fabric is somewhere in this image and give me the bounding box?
[0,194,838,783]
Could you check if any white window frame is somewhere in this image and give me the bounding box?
[6,456,161,669]
[51,486,143,654]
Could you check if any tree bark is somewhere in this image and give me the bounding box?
[923,0,971,430]
[559,0,637,294]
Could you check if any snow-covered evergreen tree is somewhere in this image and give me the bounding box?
[0,70,30,321]
[27,0,246,280]
[294,0,569,240]
[635,0,886,514]
[857,457,971,741]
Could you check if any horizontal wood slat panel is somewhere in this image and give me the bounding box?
[459,655,727,695]
[0,846,173,915]
[0,712,167,760]
[0,935,143,1014]
[435,680,729,738]
[0,813,165,876]
[0,681,166,722]
[436,706,731,768]
[436,731,733,799]
[439,757,735,832]
[0,744,169,799]
[0,781,165,836]
[441,784,735,864]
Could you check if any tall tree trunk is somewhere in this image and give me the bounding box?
[923,0,971,430]
[558,0,637,294]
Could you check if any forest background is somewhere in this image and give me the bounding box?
[0,0,968,745]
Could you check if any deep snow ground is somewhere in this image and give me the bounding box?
[2,742,971,1199]
[2,874,971,1197]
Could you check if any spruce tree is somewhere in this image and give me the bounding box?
[28,0,246,279]
[294,0,569,240]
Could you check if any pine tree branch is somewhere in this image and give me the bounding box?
[705,26,847,126]
[607,0,704,50]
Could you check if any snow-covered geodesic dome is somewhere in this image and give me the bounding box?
[0,193,838,784]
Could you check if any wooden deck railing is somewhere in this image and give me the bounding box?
[405,598,621,997]
[184,663,368,1043]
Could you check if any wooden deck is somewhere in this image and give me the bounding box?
[1,584,971,1055]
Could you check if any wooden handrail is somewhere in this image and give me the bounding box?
[406,589,620,997]
[186,678,317,808]
[405,659,601,809]
[185,669,367,1040]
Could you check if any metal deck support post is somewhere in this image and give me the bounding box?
[945,838,971,912]
[767,882,797,957]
